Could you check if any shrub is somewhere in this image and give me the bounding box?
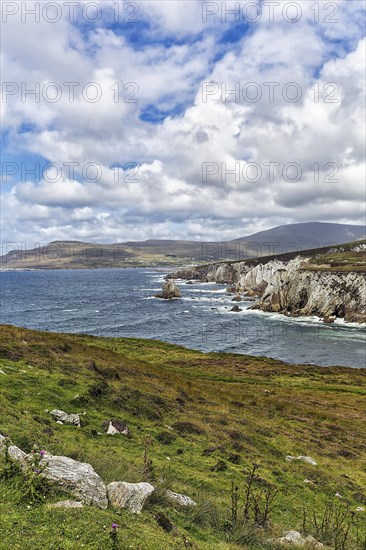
[172,421,204,435]
[156,431,176,445]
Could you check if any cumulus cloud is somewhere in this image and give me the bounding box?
[1,0,365,243]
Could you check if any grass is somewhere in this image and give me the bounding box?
[0,325,365,549]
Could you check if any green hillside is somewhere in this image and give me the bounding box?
[0,326,365,549]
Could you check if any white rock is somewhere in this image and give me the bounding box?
[48,500,84,509]
[103,420,129,436]
[278,530,305,544]
[41,454,108,509]
[50,409,81,427]
[270,530,324,547]
[166,490,197,507]
[107,481,154,513]
[356,506,365,512]
[0,434,28,467]
[303,479,313,484]
[286,455,317,466]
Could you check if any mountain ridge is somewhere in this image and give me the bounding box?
[1,222,365,270]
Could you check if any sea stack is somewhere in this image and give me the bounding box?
[156,280,181,299]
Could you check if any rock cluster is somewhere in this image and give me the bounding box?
[50,409,81,427]
[0,433,196,514]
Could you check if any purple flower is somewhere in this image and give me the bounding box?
[111,523,118,530]
[39,450,45,456]
[35,469,40,474]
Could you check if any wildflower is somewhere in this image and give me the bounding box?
[111,523,118,530]
[39,450,45,456]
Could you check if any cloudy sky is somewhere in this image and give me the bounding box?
[1,0,365,244]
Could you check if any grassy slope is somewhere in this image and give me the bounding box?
[0,325,365,549]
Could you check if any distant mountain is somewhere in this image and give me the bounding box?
[1,222,365,269]
[232,222,366,256]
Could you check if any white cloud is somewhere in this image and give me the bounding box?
[1,1,365,243]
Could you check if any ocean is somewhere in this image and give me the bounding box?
[1,268,365,368]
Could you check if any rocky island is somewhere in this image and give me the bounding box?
[170,240,366,324]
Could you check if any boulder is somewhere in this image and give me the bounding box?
[286,455,317,466]
[0,434,28,467]
[231,295,242,302]
[41,454,108,509]
[270,530,324,547]
[107,481,155,513]
[102,420,129,436]
[47,500,84,509]
[323,316,336,324]
[166,490,197,507]
[230,305,242,312]
[50,409,81,427]
[278,530,304,544]
[156,280,181,299]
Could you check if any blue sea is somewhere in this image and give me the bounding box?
[0,268,365,368]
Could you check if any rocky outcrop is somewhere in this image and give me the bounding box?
[41,454,108,508]
[107,481,155,513]
[247,259,366,323]
[156,280,181,299]
[170,248,366,323]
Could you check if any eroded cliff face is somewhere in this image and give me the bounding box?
[251,266,366,323]
[170,256,366,324]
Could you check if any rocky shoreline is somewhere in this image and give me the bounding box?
[169,250,366,324]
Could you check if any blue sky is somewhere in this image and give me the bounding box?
[1,0,365,244]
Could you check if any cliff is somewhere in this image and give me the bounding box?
[170,242,366,324]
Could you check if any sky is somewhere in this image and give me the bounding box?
[1,0,365,245]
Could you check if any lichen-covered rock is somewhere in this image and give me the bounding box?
[0,434,28,467]
[41,454,108,508]
[166,490,197,507]
[107,481,154,513]
[50,409,81,427]
[270,530,324,547]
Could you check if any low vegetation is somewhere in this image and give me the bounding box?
[0,325,365,549]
